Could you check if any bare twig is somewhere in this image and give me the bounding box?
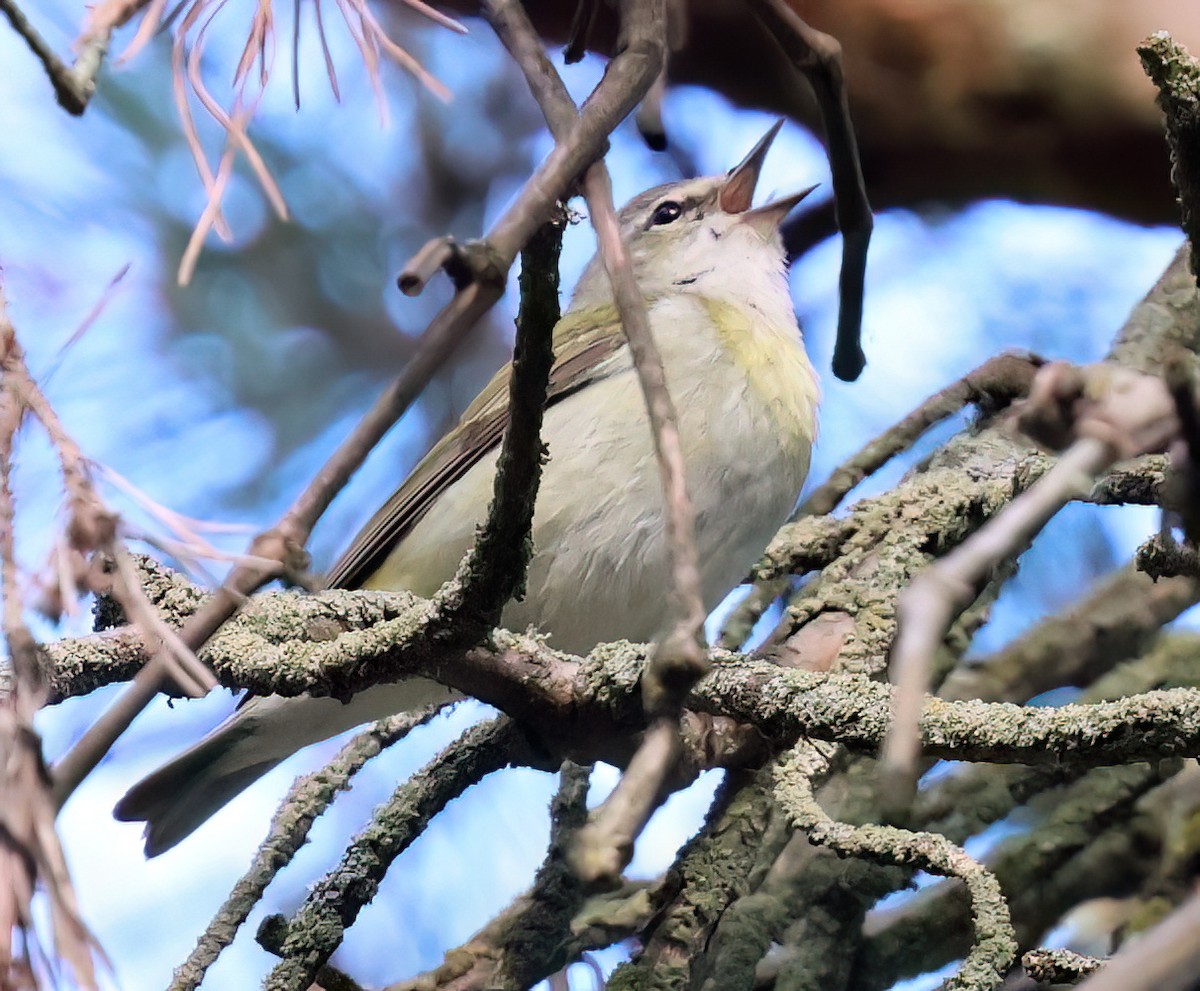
[397,236,470,295]
[748,0,873,381]
[884,436,1114,802]
[0,0,150,114]
[563,0,599,65]
[568,718,683,888]
[106,547,215,698]
[581,164,707,714]
[635,67,668,150]
[605,766,776,988]
[485,0,697,891]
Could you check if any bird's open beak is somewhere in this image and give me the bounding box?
[719,118,784,214]
[740,183,819,235]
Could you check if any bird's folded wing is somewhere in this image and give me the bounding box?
[326,305,626,590]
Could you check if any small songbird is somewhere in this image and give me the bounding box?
[116,121,820,855]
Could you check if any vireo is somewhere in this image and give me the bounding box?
[117,122,820,855]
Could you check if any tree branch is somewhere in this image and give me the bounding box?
[773,744,1017,991]
[747,0,873,381]
[884,360,1183,804]
[1139,33,1200,283]
[261,718,540,991]
[168,708,441,991]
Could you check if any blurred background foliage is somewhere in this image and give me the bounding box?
[0,1,1189,987]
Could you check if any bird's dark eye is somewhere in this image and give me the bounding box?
[650,201,683,226]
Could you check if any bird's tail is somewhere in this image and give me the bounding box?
[115,679,459,856]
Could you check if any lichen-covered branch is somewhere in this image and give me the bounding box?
[425,214,562,638]
[388,761,594,990]
[799,352,1042,519]
[1023,947,1104,985]
[886,360,1182,798]
[605,769,783,990]
[773,744,1017,991]
[262,718,539,991]
[1139,34,1200,281]
[168,708,439,991]
[856,759,1179,990]
[940,560,1200,704]
[1137,531,1200,580]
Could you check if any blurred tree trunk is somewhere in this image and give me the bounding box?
[436,0,1196,224]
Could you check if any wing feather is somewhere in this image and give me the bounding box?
[326,306,625,590]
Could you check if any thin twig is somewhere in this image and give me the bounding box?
[568,718,682,888]
[748,0,873,381]
[859,760,1176,991]
[0,0,150,114]
[582,164,707,714]
[485,0,693,891]
[884,435,1116,801]
[397,237,465,296]
[107,546,215,698]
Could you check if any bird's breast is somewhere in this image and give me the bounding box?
[509,292,818,649]
[374,291,819,654]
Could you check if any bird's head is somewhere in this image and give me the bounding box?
[572,120,816,308]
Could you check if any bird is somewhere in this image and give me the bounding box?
[116,121,821,856]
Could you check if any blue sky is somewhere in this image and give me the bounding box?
[0,2,1185,988]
